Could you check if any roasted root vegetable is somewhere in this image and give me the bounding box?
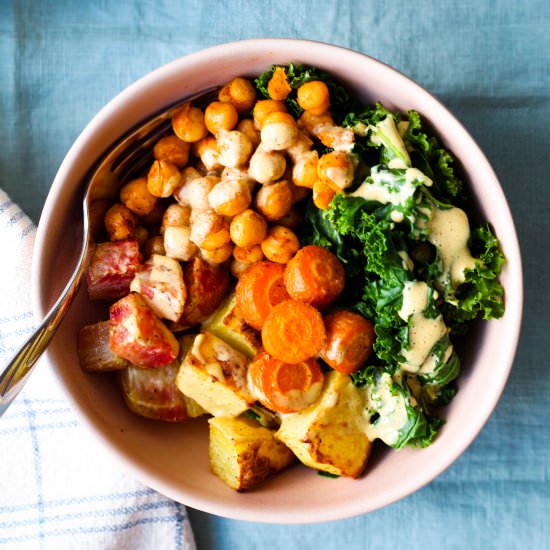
[86,240,141,301]
[120,362,206,422]
[78,321,129,372]
[276,372,372,478]
[248,351,324,413]
[320,310,375,375]
[261,299,326,363]
[208,415,295,491]
[176,331,254,417]
[283,245,345,309]
[129,254,186,322]
[109,293,180,368]
[235,261,289,331]
[202,293,261,359]
[175,257,230,329]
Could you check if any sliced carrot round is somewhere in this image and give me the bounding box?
[235,261,290,331]
[320,310,375,374]
[284,245,345,309]
[248,351,324,413]
[261,299,326,363]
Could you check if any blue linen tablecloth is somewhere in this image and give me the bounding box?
[1,1,548,548]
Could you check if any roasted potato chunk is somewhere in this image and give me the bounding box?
[202,293,260,359]
[276,372,372,478]
[120,362,206,422]
[176,331,254,417]
[209,415,295,491]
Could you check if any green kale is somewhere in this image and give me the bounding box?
[254,63,357,123]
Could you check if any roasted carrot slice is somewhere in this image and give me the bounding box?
[284,245,345,309]
[320,310,375,374]
[261,299,326,363]
[248,351,324,413]
[235,261,290,331]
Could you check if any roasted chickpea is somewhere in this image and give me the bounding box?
[248,147,286,185]
[153,134,190,168]
[292,150,318,189]
[172,103,208,143]
[147,160,182,198]
[164,225,198,261]
[312,180,336,210]
[267,66,292,101]
[104,203,137,241]
[161,204,191,234]
[317,150,355,190]
[233,244,264,264]
[187,175,220,211]
[260,111,298,151]
[143,235,165,258]
[297,110,333,136]
[204,101,239,136]
[218,77,256,114]
[190,211,230,250]
[229,209,267,248]
[261,225,300,264]
[254,180,293,221]
[200,242,234,265]
[193,136,221,171]
[174,166,202,206]
[236,119,261,149]
[317,126,355,151]
[297,80,330,115]
[217,130,253,168]
[286,131,313,161]
[253,99,287,129]
[120,177,158,216]
[208,178,251,217]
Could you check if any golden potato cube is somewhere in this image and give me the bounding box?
[276,372,372,478]
[209,416,295,491]
[202,293,260,359]
[176,331,254,417]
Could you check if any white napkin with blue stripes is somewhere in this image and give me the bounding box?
[0,190,196,550]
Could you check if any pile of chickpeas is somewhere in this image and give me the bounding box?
[102,67,358,276]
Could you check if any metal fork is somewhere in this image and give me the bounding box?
[0,87,218,417]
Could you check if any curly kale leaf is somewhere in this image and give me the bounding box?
[443,223,505,334]
[403,110,464,202]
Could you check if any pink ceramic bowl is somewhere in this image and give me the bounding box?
[31,39,523,523]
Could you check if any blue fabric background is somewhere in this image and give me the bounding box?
[1,1,548,548]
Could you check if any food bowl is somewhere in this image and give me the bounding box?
[31,39,523,523]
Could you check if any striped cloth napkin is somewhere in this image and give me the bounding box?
[0,190,196,550]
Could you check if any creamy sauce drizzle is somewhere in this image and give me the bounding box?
[398,281,449,374]
[370,116,412,166]
[364,372,408,446]
[427,206,477,291]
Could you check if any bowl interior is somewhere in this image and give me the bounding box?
[31,39,523,523]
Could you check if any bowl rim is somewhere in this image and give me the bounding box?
[31,38,523,523]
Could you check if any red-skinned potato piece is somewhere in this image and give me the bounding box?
[130,254,186,322]
[78,321,129,372]
[109,293,179,368]
[86,239,141,301]
[120,362,188,422]
[170,257,230,330]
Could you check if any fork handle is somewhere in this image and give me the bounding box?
[0,249,88,417]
